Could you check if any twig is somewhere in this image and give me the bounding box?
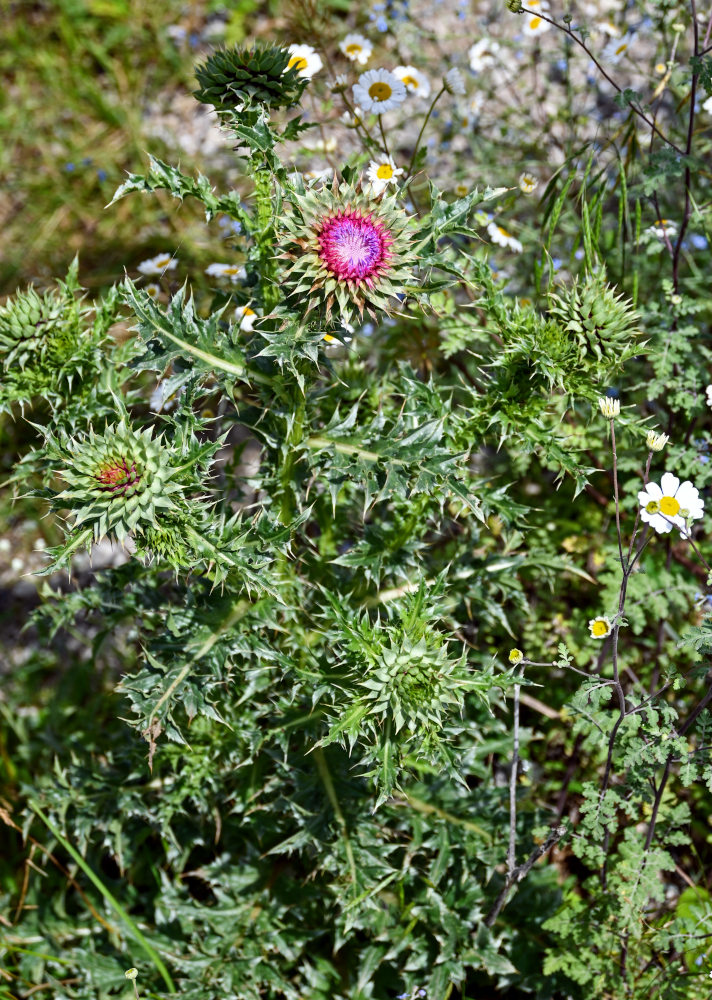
[484,824,568,928]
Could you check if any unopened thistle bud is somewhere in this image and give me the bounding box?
[646,430,669,452]
[598,396,620,419]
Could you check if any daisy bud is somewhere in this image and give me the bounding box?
[125,969,138,981]
[598,396,620,419]
[506,0,523,10]
[646,430,669,452]
[443,68,466,96]
[508,648,524,664]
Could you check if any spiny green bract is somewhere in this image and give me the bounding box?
[194,43,309,113]
[548,272,642,371]
[49,421,190,542]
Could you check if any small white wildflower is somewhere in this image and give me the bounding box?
[603,32,635,64]
[137,253,178,276]
[468,38,502,72]
[598,396,620,419]
[205,263,247,284]
[393,65,431,99]
[353,69,406,113]
[341,105,365,127]
[522,0,551,37]
[144,283,161,299]
[705,384,712,409]
[331,73,348,92]
[703,95,712,115]
[646,218,677,240]
[443,67,466,95]
[487,221,523,253]
[519,172,538,194]
[235,305,259,332]
[339,32,372,65]
[287,44,323,78]
[589,615,613,639]
[638,472,704,538]
[367,154,404,194]
[646,430,669,452]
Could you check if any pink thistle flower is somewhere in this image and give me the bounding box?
[279,176,417,325]
[317,210,393,285]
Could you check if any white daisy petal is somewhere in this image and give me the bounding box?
[660,472,680,496]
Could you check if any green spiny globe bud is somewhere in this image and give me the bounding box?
[548,274,640,367]
[361,636,463,733]
[51,421,187,542]
[194,43,308,113]
[506,0,523,11]
[0,286,69,370]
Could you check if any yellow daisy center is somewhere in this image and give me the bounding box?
[369,81,392,101]
[156,257,171,267]
[530,17,542,29]
[346,43,362,55]
[402,75,418,88]
[224,267,241,275]
[659,495,680,516]
[591,620,609,637]
[289,56,308,71]
[376,163,394,180]
[498,227,511,238]
[615,43,627,55]
[242,308,255,317]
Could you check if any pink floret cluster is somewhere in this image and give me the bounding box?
[317,210,393,284]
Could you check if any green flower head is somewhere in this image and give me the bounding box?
[278,175,418,326]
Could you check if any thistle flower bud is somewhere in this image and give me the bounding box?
[598,396,620,419]
[646,430,669,452]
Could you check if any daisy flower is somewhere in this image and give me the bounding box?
[323,323,354,347]
[341,105,365,127]
[706,384,712,408]
[638,472,704,538]
[487,221,523,253]
[588,615,613,639]
[339,33,372,65]
[205,263,247,284]
[468,38,503,72]
[702,95,712,115]
[519,172,538,194]
[367,155,404,194]
[235,304,259,332]
[646,219,677,240]
[394,65,431,98]
[137,253,178,276]
[287,44,323,78]
[353,69,406,113]
[522,0,551,37]
[603,32,635,64]
[443,67,466,95]
[145,283,161,299]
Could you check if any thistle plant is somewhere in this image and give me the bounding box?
[5,6,712,1000]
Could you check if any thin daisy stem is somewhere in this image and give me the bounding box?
[378,115,391,159]
[610,418,625,571]
[507,680,521,879]
[406,86,446,179]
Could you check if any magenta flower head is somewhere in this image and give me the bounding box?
[279,175,417,326]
